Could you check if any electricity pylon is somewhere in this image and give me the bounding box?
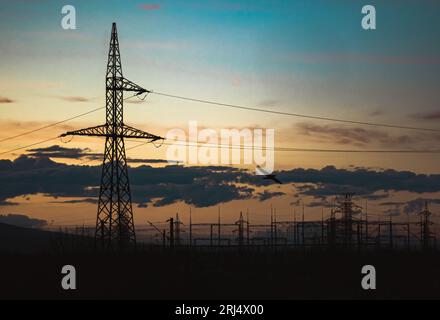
[61,23,162,250]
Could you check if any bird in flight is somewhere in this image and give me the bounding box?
[256,166,283,184]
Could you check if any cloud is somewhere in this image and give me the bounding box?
[0,200,18,206]
[26,145,99,160]
[1,156,440,209]
[26,145,179,164]
[307,199,334,208]
[257,99,280,108]
[384,206,401,217]
[359,193,390,201]
[58,96,91,103]
[0,97,14,103]
[380,198,440,216]
[127,158,181,164]
[296,122,413,147]
[0,214,47,228]
[0,156,253,208]
[410,111,440,121]
[369,110,384,117]
[136,180,253,208]
[401,198,440,215]
[255,190,285,201]
[252,165,440,196]
[50,198,98,204]
[139,4,161,10]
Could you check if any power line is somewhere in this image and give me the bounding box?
[131,138,440,154]
[3,100,440,159]
[3,131,440,160]
[0,107,105,144]
[0,95,142,157]
[150,91,440,133]
[0,94,138,145]
[0,137,60,156]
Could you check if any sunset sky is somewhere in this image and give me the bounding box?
[1,0,440,231]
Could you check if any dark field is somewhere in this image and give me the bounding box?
[1,248,439,300]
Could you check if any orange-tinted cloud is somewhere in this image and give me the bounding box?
[139,4,161,11]
[0,97,14,103]
[59,96,91,102]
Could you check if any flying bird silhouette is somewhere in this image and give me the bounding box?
[256,166,283,184]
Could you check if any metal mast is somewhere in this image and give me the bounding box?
[61,23,162,250]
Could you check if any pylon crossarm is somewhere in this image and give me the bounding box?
[122,124,163,141]
[106,77,149,94]
[122,77,149,93]
[60,124,108,137]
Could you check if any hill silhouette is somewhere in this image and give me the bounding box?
[0,222,56,253]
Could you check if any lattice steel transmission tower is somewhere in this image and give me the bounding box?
[333,193,362,247]
[61,23,162,250]
[419,202,435,250]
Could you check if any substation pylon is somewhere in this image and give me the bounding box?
[61,23,162,250]
[332,193,362,248]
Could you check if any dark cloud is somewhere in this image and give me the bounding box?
[50,198,98,204]
[26,145,173,164]
[358,193,390,201]
[255,190,285,201]
[410,111,440,121]
[1,156,440,209]
[307,199,334,208]
[0,156,251,208]
[0,214,47,228]
[369,110,384,117]
[384,206,401,217]
[296,122,413,146]
[401,198,440,215]
[59,96,91,102]
[0,97,14,103]
[267,166,440,195]
[380,198,440,215]
[27,145,99,160]
[258,99,280,108]
[0,200,18,206]
[127,158,181,164]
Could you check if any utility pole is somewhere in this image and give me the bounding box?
[218,206,221,246]
[419,201,433,250]
[274,209,278,246]
[365,201,369,248]
[175,213,181,246]
[60,23,162,250]
[236,212,245,246]
[302,203,305,247]
[189,207,192,247]
[321,208,324,246]
[270,205,273,246]
[293,207,297,246]
[169,217,174,248]
[246,210,250,246]
[389,214,393,249]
